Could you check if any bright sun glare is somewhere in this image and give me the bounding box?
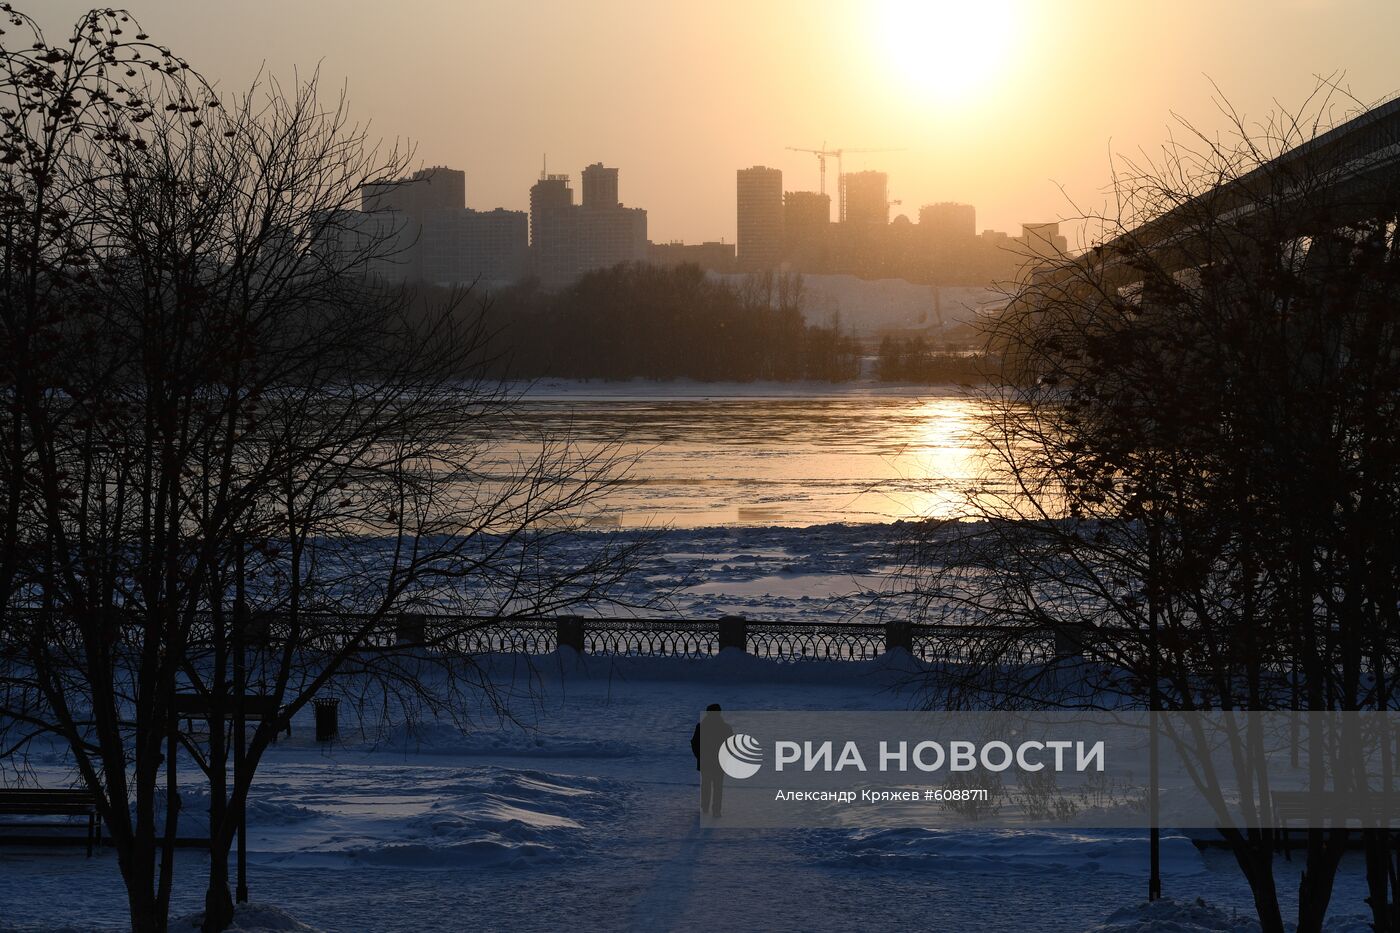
[877,0,1018,106]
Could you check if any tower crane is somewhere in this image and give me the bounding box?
[786,143,836,198]
[786,144,905,222]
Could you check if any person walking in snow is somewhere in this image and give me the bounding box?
[691,703,734,817]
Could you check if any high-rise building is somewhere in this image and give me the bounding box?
[918,202,976,243]
[419,208,529,287]
[576,207,647,274]
[1018,222,1068,261]
[530,165,647,286]
[783,190,831,270]
[358,166,527,287]
[579,163,645,277]
[529,174,574,245]
[912,202,978,282]
[313,208,394,278]
[736,166,783,270]
[842,171,889,226]
[363,166,466,215]
[529,174,576,285]
[581,163,619,209]
[784,190,831,231]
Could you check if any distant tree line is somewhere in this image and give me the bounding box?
[477,263,862,382]
[875,336,988,384]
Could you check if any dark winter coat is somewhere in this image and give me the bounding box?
[691,712,734,773]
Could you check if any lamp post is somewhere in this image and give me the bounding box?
[1147,497,1162,902]
[233,536,248,904]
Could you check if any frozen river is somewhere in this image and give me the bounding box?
[490,382,999,528]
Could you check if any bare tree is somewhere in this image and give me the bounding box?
[891,85,1400,933]
[0,8,653,933]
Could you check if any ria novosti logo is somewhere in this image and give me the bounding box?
[718,733,764,779]
[715,731,1108,781]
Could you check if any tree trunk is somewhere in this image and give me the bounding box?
[204,668,235,932]
[122,843,162,933]
[1364,830,1392,932]
[1296,829,1347,933]
[127,892,162,933]
[1227,834,1285,933]
[203,845,235,933]
[156,705,179,931]
[204,779,236,933]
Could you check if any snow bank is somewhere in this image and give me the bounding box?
[1089,898,1375,933]
[333,768,619,869]
[146,785,320,839]
[1090,899,1261,933]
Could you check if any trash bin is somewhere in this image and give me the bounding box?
[313,697,340,741]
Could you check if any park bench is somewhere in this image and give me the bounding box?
[174,693,291,741]
[1272,789,1394,857]
[0,787,102,856]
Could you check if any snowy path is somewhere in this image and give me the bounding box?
[623,807,706,931]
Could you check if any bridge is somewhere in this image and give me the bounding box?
[1056,94,1400,286]
[1000,94,1400,380]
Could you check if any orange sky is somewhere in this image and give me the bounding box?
[38,0,1400,247]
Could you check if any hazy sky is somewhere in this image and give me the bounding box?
[37,1,1400,245]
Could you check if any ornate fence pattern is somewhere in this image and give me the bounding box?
[6,609,1065,664]
[582,619,721,659]
[746,623,886,661]
[489,615,1061,665]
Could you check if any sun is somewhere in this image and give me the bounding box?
[875,0,1019,107]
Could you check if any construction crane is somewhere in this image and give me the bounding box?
[786,143,905,222]
[785,143,837,197]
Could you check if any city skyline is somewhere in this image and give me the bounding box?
[350,155,1058,288]
[33,0,1399,246]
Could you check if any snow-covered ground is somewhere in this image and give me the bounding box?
[0,651,1375,932]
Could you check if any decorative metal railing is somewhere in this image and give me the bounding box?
[453,620,557,655]
[746,623,886,661]
[583,619,720,659]
[3,609,1066,665]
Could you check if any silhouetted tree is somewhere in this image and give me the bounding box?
[484,263,859,382]
[876,336,986,383]
[0,9,652,933]
[893,87,1400,932]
